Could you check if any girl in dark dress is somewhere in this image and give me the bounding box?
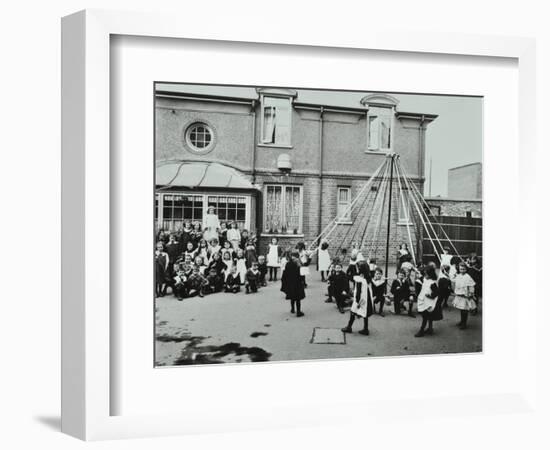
[155,241,169,297]
[438,264,452,308]
[281,251,306,317]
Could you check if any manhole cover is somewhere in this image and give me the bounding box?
[310,327,346,344]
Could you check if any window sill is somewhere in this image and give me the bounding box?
[397,221,414,226]
[335,221,353,225]
[258,143,294,150]
[365,149,391,155]
[260,233,304,238]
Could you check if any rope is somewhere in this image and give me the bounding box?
[358,160,389,255]
[367,160,391,259]
[308,158,388,251]
[395,161,441,263]
[395,158,416,264]
[333,164,383,258]
[350,159,390,258]
[397,160,464,261]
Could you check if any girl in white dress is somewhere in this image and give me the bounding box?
[296,242,311,288]
[235,248,248,285]
[317,240,331,282]
[452,262,476,329]
[202,206,220,242]
[266,237,281,281]
[415,264,440,337]
[226,222,241,251]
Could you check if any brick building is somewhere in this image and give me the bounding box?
[155,85,437,263]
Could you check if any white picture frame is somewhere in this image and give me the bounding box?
[61,9,537,441]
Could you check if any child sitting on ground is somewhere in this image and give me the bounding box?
[327,262,350,314]
[405,269,422,318]
[390,269,408,315]
[245,261,261,294]
[371,267,387,317]
[186,265,209,298]
[224,266,241,293]
[173,267,189,301]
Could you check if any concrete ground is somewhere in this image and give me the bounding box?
[155,275,482,366]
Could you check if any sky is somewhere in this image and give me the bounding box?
[157,83,483,197]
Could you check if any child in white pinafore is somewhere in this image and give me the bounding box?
[452,262,476,329]
[266,237,281,281]
[317,240,331,282]
[235,248,248,285]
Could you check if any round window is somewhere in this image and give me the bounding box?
[185,122,214,152]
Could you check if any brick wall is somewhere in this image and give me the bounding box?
[425,198,482,218]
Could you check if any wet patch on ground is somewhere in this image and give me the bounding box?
[164,334,272,365]
[250,331,268,338]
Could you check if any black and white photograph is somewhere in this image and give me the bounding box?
[154,83,483,366]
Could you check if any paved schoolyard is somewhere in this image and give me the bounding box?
[155,275,482,366]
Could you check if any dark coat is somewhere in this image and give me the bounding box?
[281,258,305,301]
[390,278,408,302]
[331,272,350,295]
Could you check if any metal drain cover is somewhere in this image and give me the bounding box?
[310,327,346,344]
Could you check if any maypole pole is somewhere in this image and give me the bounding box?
[384,153,395,281]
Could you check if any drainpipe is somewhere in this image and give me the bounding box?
[251,99,257,184]
[317,106,325,246]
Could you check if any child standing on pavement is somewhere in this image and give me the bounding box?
[341,261,373,336]
[266,237,282,281]
[452,262,476,329]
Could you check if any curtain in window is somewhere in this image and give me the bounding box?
[380,116,391,149]
[263,106,276,143]
[284,186,300,233]
[368,116,379,149]
[265,186,282,233]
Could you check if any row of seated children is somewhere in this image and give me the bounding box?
[155,241,267,299]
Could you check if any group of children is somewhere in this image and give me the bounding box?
[319,242,481,337]
[155,222,287,299]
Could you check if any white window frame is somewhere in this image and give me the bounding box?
[259,94,293,148]
[366,106,395,153]
[185,122,214,152]
[397,188,413,225]
[262,184,303,236]
[156,192,251,232]
[336,186,352,224]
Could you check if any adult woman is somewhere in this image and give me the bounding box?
[202,206,220,243]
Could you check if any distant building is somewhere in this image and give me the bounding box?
[448,162,482,200]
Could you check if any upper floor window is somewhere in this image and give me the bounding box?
[367,107,393,151]
[260,96,292,146]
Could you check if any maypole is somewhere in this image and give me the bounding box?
[384,153,395,281]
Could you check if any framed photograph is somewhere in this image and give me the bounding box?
[61,9,537,440]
